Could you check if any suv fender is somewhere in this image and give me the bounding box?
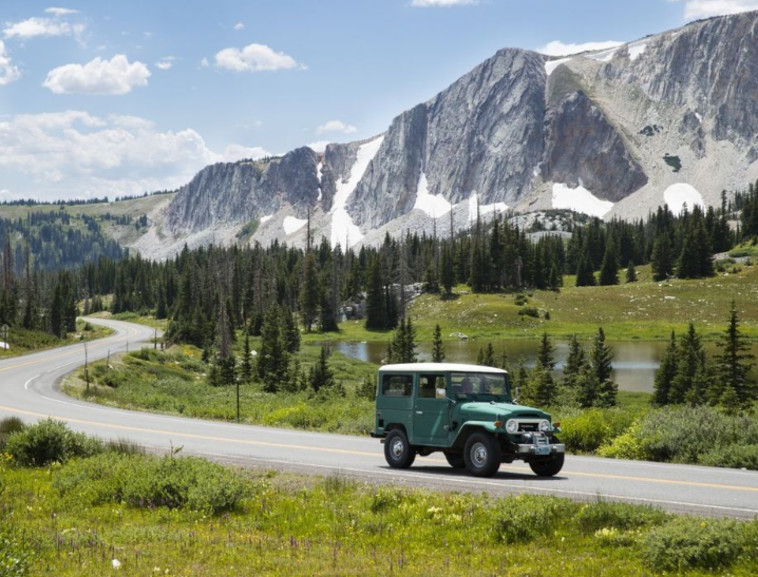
[450,421,500,450]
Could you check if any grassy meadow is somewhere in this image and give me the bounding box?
[2,443,758,577]
[0,319,112,361]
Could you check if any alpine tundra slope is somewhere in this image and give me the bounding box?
[1,317,757,519]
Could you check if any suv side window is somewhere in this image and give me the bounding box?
[418,374,445,398]
[382,374,412,397]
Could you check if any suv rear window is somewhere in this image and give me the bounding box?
[381,374,412,397]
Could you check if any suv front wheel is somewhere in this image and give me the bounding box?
[463,432,501,477]
[529,453,564,477]
[384,429,416,468]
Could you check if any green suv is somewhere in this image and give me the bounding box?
[372,362,564,477]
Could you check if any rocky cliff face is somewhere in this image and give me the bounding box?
[156,10,758,255]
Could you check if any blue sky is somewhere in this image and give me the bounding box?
[1,0,757,202]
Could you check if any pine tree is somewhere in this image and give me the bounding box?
[712,301,756,406]
[652,331,678,405]
[586,327,616,407]
[651,234,673,281]
[300,251,319,332]
[389,316,417,363]
[575,254,596,287]
[365,259,388,330]
[257,305,290,393]
[440,244,455,296]
[668,323,705,404]
[477,342,496,367]
[599,238,619,286]
[310,345,335,393]
[431,324,445,362]
[532,332,556,406]
[576,362,601,409]
[561,334,586,405]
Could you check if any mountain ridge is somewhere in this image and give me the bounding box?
[129,10,758,260]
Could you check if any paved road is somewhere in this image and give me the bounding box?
[2,317,757,519]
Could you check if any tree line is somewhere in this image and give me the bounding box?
[0,179,756,360]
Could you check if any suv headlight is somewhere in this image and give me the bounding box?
[505,419,519,434]
[538,419,552,433]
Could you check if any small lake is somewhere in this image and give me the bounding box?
[332,339,758,394]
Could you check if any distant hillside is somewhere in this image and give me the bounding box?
[0,193,173,272]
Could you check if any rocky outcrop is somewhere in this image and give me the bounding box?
[602,11,758,150]
[541,91,648,200]
[349,49,547,228]
[166,147,320,234]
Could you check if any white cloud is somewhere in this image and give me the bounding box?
[220,143,270,162]
[43,54,150,95]
[0,40,20,85]
[3,13,85,41]
[215,43,302,72]
[669,0,758,19]
[316,120,357,135]
[411,0,478,6]
[0,110,245,200]
[155,56,176,70]
[307,140,330,153]
[233,22,245,31]
[537,40,623,56]
[45,7,79,16]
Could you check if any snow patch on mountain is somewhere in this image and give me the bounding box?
[663,183,705,216]
[628,41,647,61]
[330,135,384,248]
[468,192,508,223]
[552,182,613,217]
[283,216,307,235]
[414,172,452,217]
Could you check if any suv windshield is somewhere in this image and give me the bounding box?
[450,372,510,401]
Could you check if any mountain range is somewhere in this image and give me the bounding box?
[130,11,758,261]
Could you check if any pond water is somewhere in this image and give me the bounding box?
[332,339,750,394]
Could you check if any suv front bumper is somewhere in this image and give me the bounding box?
[513,432,565,456]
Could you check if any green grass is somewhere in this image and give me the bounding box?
[0,319,112,360]
[404,264,758,343]
[2,453,757,577]
[63,343,377,435]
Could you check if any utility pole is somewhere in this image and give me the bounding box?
[83,342,89,393]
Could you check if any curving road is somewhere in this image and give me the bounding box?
[1,317,757,519]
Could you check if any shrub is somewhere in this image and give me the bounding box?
[0,417,25,451]
[574,500,668,534]
[559,408,636,453]
[518,306,539,318]
[700,444,758,470]
[642,517,748,571]
[121,455,249,514]
[597,406,758,467]
[54,452,249,514]
[493,494,574,544]
[53,452,137,506]
[5,419,102,466]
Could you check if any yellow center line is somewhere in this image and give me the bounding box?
[0,404,379,457]
[2,402,757,495]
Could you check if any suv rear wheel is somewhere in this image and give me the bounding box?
[384,429,416,468]
[463,432,501,477]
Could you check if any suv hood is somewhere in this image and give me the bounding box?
[458,401,551,421]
